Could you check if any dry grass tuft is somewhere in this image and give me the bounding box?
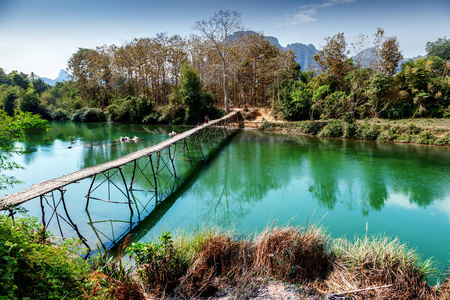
[327,235,438,299]
[440,275,450,299]
[253,226,331,282]
[109,280,145,300]
[179,233,253,297]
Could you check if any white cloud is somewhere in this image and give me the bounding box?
[429,197,450,223]
[278,0,356,26]
[385,193,419,210]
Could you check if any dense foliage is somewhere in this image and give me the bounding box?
[0,215,91,299]
[0,109,48,191]
[277,30,449,121]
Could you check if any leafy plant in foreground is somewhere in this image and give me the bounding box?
[127,231,189,294]
[0,215,90,299]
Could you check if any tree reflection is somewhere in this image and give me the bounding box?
[19,122,450,227]
[179,131,450,223]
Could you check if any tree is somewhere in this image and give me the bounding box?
[31,77,50,95]
[364,73,396,119]
[180,63,202,123]
[0,110,48,191]
[193,10,243,113]
[179,63,221,124]
[18,88,41,114]
[314,33,351,89]
[380,36,403,75]
[370,28,385,73]
[0,68,11,85]
[426,37,450,61]
[351,33,370,69]
[10,72,29,90]
[1,87,18,116]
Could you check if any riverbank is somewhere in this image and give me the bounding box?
[242,108,450,147]
[98,226,449,299]
[2,213,449,299]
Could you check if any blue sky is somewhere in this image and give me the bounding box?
[0,0,449,78]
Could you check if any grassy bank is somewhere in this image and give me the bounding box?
[255,118,450,146]
[113,227,448,299]
[2,214,450,299]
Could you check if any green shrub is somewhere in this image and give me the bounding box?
[0,215,90,299]
[157,92,186,125]
[318,120,344,137]
[259,122,275,131]
[355,123,380,140]
[343,122,356,138]
[405,123,421,135]
[279,85,311,120]
[377,130,395,143]
[106,96,153,123]
[435,133,450,146]
[127,232,189,294]
[414,130,436,145]
[285,121,327,135]
[71,107,106,122]
[397,133,413,143]
[180,64,223,124]
[51,108,69,120]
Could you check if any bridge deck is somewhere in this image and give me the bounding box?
[0,111,239,208]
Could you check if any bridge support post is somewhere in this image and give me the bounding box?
[118,167,133,214]
[58,188,90,252]
[86,174,96,210]
[168,145,177,178]
[183,138,193,166]
[150,154,158,194]
[40,195,46,230]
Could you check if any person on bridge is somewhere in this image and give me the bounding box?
[205,115,209,124]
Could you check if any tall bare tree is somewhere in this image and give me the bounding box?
[314,32,350,88]
[193,10,242,112]
[380,36,403,75]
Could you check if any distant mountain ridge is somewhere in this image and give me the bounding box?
[230,31,319,71]
[40,69,69,86]
[231,31,421,73]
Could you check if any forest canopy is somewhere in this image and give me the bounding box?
[0,16,449,124]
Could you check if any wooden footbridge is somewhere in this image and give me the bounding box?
[0,110,243,250]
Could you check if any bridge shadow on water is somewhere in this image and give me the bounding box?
[90,130,241,256]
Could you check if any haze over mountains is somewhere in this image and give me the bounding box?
[39,69,70,86]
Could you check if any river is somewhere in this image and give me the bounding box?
[1,121,449,276]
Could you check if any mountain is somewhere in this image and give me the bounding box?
[229,31,319,70]
[284,43,319,71]
[40,69,70,86]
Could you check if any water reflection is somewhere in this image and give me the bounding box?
[182,132,449,221]
[4,122,450,272]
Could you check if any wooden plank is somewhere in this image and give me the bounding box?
[0,111,239,208]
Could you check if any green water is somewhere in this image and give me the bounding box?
[2,121,450,275]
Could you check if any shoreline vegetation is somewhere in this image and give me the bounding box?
[242,108,450,147]
[2,215,450,299]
